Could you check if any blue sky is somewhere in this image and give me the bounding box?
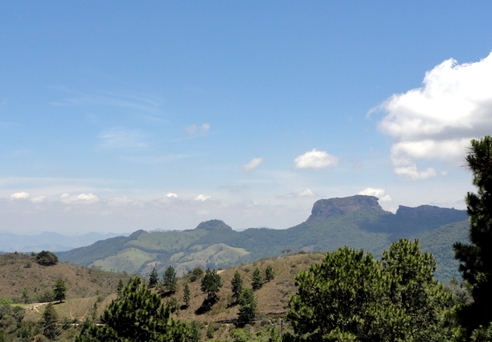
[2,2,492,234]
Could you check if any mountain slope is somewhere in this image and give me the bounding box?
[57,195,468,282]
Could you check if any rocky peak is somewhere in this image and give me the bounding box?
[307,195,385,221]
[196,219,233,231]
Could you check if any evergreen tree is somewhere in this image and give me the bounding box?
[265,265,275,282]
[76,276,191,341]
[285,241,452,342]
[183,283,191,308]
[41,303,59,340]
[163,266,178,294]
[53,278,67,303]
[231,271,243,304]
[200,269,223,301]
[116,279,124,299]
[237,288,258,327]
[251,268,264,291]
[148,267,159,289]
[454,136,492,338]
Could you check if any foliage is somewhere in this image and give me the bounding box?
[231,271,244,304]
[163,266,178,294]
[237,288,258,327]
[35,251,58,266]
[265,265,275,282]
[252,268,264,290]
[189,267,204,282]
[41,303,59,340]
[285,240,452,342]
[183,283,191,308]
[454,136,492,338]
[116,279,124,299]
[53,278,67,303]
[149,267,159,288]
[76,276,191,341]
[200,269,223,301]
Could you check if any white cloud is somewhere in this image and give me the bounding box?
[194,194,212,201]
[185,123,210,135]
[60,193,100,204]
[358,187,392,202]
[166,193,178,198]
[393,165,437,180]
[294,149,339,170]
[377,52,492,178]
[30,195,46,203]
[10,192,30,200]
[242,157,263,172]
[100,127,147,149]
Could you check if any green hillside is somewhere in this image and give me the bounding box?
[57,195,469,282]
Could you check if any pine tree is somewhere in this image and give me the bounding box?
[237,288,258,327]
[231,271,243,304]
[251,268,264,290]
[42,303,59,340]
[183,283,191,308]
[163,266,177,294]
[76,276,191,341]
[148,267,159,288]
[53,278,67,303]
[454,136,492,337]
[265,265,275,282]
[200,269,223,301]
[116,279,124,299]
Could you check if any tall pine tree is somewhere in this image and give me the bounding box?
[454,136,492,337]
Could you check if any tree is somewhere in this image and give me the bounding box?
[382,239,453,341]
[231,271,243,304]
[35,251,58,266]
[265,265,275,282]
[53,278,67,303]
[149,267,159,289]
[163,266,178,294]
[41,303,59,340]
[116,279,124,299]
[237,288,258,327]
[454,136,492,338]
[200,269,223,301]
[285,241,452,342]
[76,276,191,341]
[251,268,264,290]
[183,283,191,308]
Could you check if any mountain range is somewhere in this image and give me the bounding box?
[0,231,124,252]
[56,195,469,282]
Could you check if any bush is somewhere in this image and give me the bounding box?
[35,251,58,266]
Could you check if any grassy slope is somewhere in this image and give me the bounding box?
[0,253,130,304]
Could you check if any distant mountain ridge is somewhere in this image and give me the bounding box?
[57,195,469,282]
[0,231,125,252]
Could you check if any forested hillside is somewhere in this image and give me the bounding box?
[57,195,468,282]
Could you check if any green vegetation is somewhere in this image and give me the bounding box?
[35,251,58,266]
[148,267,159,288]
[237,288,258,327]
[76,277,192,341]
[57,198,468,283]
[231,271,243,304]
[251,268,264,291]
[285,239,452,341]
[454,135,492,339]
[53,278,67,303]
[200,269,222,302]
[162,266,178,294]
